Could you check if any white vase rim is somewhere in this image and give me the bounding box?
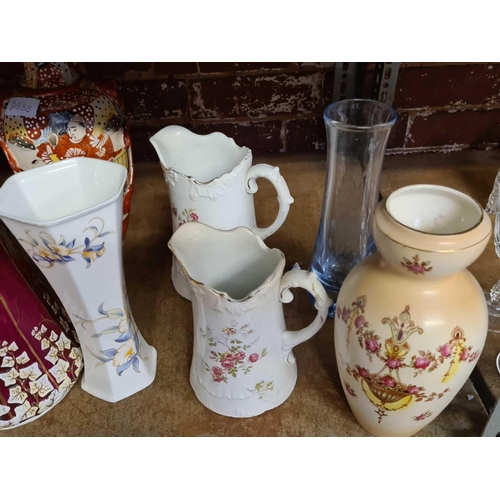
[0,158,127,228]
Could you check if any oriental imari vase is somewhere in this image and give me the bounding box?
[335,185,491,436]
[168,223,332,418]
[150,125,294,301]
[0,63,134,238]
[0,239,82,430]
[0,158,157,403]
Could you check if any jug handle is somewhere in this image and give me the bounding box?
[279,269,333,364]
[246,164,294,240]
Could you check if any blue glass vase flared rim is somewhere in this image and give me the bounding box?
[324,99,397,132]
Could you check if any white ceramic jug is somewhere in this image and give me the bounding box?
[0,158,157,403]
[168,222,332,418]
[150,125,294,300]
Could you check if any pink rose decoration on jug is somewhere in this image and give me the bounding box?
[201,323,268,384]
[249,353,259,363]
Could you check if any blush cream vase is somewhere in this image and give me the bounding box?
[150,125,294,301]
[0,158,157,403]
[334,185,491,436]
[168,222,332,418]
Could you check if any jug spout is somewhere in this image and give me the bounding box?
[149,125,180,172]
[150,125,249,184]
[168,222,284,302]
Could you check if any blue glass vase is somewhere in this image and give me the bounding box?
[310,99,396,317]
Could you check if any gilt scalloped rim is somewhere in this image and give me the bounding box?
[161,148,251,201]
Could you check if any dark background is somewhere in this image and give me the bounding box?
[1,62,499,168]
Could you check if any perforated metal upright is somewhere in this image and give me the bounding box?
[332,63,364,101]
[373,63,401,106]
[332,62,401,106]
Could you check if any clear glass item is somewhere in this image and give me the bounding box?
[485,170,500,333]
[309,99,397,316]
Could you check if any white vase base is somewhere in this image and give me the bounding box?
[81,346,157,403]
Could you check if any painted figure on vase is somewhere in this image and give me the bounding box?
[0,63,135,237]
[36,112,115,164]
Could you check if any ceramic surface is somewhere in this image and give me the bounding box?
[0,63,134,238]
[334,184,491,436]
[0,158,156,403]
[150,125,294,300]
[0,239,82,430]
[168,222,332,418]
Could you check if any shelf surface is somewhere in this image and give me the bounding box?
[1,149,499,437]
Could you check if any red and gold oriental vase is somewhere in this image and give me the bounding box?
[0,63,134,238]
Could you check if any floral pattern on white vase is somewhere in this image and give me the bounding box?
[0,158,157,403]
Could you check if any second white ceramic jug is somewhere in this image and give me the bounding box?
[168,222,332,418]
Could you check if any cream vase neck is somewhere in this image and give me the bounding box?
[374,185,491,279]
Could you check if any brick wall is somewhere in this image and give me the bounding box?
[1,62,500,167]
[84,62,334,160]
[389,62,500,154]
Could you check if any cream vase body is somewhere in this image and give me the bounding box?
[168,223,332,418]
[150,125,294,300]
[0,158,157,403]
[334,185,491,436]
